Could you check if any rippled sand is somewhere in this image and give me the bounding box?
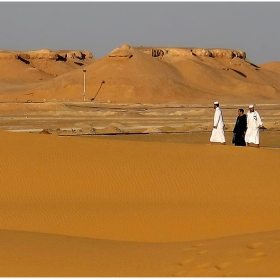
[1,129,280,276]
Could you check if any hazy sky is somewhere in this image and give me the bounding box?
[0,2,279,64]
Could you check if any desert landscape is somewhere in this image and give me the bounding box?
[1,44,280,276]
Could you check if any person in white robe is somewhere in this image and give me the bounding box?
[245,104,264,148]
[210,101,226,144]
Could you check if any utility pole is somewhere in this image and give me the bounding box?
[83,69,86,101]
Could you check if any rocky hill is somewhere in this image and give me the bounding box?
[0,44,279,104]
[0,49,95,78]
[135,46,246,61]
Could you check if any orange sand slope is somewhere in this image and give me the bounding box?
[1,130,280,276]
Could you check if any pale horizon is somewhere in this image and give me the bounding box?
[0,2,279,64]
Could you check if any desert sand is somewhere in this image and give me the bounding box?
[0,45,280,276]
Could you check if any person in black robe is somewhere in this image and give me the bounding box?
[233,108,247,146]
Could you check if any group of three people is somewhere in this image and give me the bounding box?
[210,101,264,148]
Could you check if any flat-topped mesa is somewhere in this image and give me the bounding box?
[0,49,94,61]
[134,46,246,60]
[56,50,94,61]
[0,51,19,59]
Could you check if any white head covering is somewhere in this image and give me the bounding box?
[249,104,254,108]
[214,101,219,105]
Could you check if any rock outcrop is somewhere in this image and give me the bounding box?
[135,46,246,60]
[108,44,133,59]
[0,51,19,59]
[0,49,94,62]
[0,48,95,78]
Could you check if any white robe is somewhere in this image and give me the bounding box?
[245,110,263,144]
[210,107,226,143]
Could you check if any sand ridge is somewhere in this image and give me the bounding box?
[0,129,280,276]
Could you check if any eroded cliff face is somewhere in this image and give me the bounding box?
[0,49,95,78]
[0,49,94,61]
[135,46,246,60]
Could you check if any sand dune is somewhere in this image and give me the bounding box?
[260,61,280,74]
[1,229,280,277]
[1,129,280,276]
[0,59,53,84]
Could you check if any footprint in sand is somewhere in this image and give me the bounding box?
[197,249,208,255]
[245,251,266,263]
[247,242,263,249]
[214,262,232,270]
[173,269,187,277]
[223,271,233,277]
[178,258,194,266]
[193,243,205,247]
[254,252,266,257]
[196,263,211,269]
[245,258,262,263]
[182,247,195,251]
[187,266,221,277]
